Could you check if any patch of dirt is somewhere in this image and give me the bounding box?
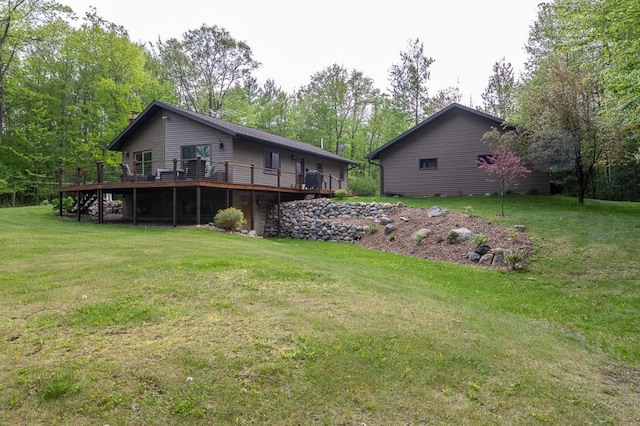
[351,206,533,268]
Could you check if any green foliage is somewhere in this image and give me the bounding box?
[157,24,261,113]
[446,230,459,244]
[435,236,444,244]
[333,189,348,199]
[481,57,516,119]
[389,38,435,125]
[504,250,524,270]
[349,174,379,196]
[38,370,80,401]
[472,233,486,246]
[366,224,379,234]
[50,196,75,213]
[413,231,426,246]
[213,207,246,231]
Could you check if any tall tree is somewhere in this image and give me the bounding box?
[1,9,166,200]
[0,0,70,144]
[388,38,434,126]
[297,64,378,157]
[156,24,260,114]
[481,57,516,119]
[515,1,614,204]
[430,84,462,112]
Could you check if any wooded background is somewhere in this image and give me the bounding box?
[2,0,639,205]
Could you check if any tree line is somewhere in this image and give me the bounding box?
[1,0,639,204]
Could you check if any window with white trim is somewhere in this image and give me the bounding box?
[134,150,152,175]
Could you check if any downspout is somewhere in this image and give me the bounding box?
[367,158,384,196]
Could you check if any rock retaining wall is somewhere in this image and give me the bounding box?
[264,198,397,242]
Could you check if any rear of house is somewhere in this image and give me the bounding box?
[367,103,549,197]
[59,101,356,234]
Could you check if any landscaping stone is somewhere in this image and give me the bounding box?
[467,252,481,262]
[450,228,473,242]
[479,253,494,265]
[474,244,491,255]
[428,206,448,217]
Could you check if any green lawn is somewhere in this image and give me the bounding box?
[1,195,639,424]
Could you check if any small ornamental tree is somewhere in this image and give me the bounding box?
[478,129,532,216]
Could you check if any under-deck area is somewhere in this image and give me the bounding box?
[58,159,342,231]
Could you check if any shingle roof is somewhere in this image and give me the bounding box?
[107,100,358,165]
[366,103,505,160]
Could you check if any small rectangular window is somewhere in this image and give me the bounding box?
[264,150,280,173]
[478,154,494,166]
[419,158,437,170]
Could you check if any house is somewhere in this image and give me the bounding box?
[366,103,550,197]
[58,100,357,234]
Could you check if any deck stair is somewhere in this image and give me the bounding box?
[71,193,98,213]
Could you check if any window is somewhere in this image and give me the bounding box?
[182,144,211,168]
[264,150,280,173]
[134,150,152,175]
[419,158,438,170]
[316,162,323,171]
[478,154,494,166]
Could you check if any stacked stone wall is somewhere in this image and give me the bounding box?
[264,198,397,242]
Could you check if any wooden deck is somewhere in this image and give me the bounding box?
[58,159,342,227]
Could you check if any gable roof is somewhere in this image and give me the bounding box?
[107,100,358,165]
[366,103,505,160]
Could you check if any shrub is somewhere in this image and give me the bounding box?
[333,189,348,199]
[413,232,425,246]
[472,233,486,247]
[349,175,379,197]
[504,250,524,270]
[435,236,444,244]
[52,196,75,213]
[447,230,459,244]
[366,225,379,234]
[213,207,246,231]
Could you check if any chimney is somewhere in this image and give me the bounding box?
[128,110,139,125]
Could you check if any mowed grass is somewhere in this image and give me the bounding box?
[0,196,639,425]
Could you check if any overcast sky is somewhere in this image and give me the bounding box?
[61,0,542,107]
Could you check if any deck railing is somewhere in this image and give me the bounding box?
[58,157,343,191]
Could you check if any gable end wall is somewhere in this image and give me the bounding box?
[381,110,549,196]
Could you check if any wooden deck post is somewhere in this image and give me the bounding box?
[76,191,81,222]
[224,162,229,182]
[196,186,201,225]
[133,188,138,226]
[277,190,281,235]
[173,158,179,180]
[97,162,104,224]
[172,187,177,227]
[58,168,63,218]
[251,189,255,232]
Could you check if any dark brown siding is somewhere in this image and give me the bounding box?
[164,110,233,168]
[381,109,549,196]
[234,139,349,189]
